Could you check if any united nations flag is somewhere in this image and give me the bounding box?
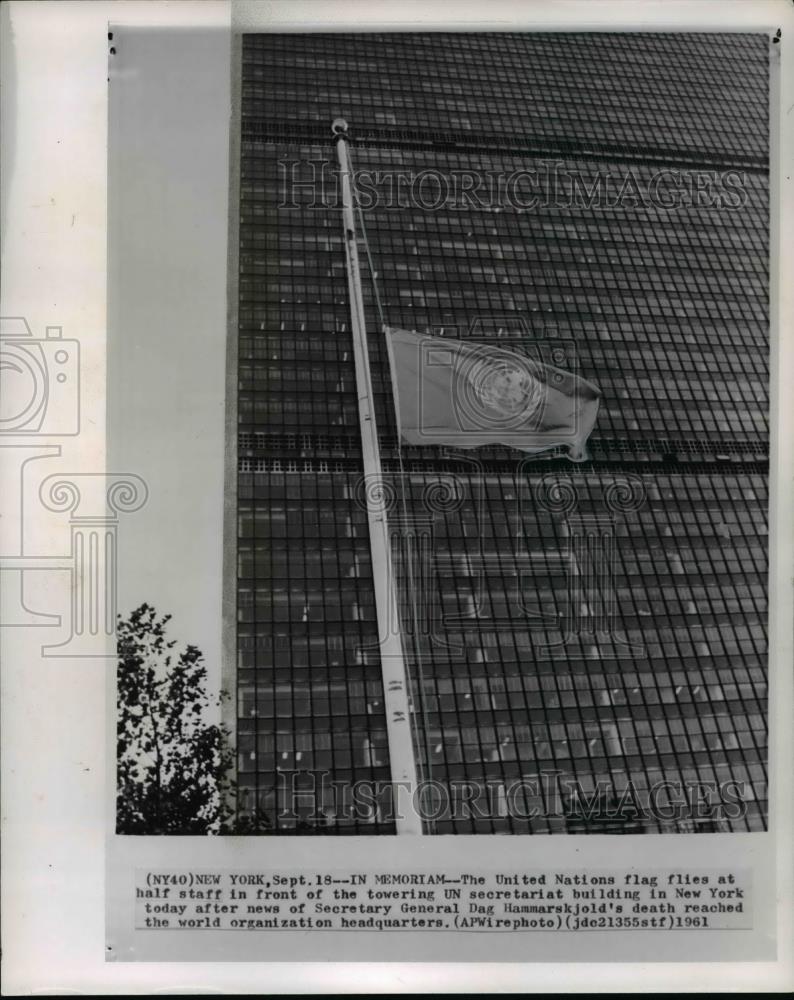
[385,327,601,461]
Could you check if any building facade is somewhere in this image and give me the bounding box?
[231,32,769,834]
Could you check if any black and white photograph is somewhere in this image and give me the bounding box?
[110,29,771,839]
[219,29,771,838]
[2,0,793,990]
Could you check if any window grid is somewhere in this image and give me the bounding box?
[235,32,769,834]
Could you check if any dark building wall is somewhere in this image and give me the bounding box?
[235,32,769,833]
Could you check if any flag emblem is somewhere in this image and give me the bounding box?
[466,355,546,423]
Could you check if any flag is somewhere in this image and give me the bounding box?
[385,327,601,461]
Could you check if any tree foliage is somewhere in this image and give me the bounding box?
[116,604,235,835]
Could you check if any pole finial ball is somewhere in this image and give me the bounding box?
[331,118,349,135]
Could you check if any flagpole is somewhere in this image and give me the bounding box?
[332,119,423,836]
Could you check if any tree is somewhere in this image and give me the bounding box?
[116,604,235,835]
